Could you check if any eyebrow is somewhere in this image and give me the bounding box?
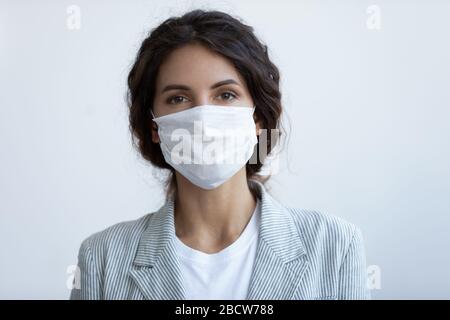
[161,79,240,93]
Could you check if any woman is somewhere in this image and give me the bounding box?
[70,9,370,300]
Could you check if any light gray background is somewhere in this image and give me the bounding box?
[1,0,449,299]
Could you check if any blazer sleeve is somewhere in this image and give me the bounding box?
[337,226,371,300]
[69,237,102,300]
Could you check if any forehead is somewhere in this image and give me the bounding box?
[155,43,244,89]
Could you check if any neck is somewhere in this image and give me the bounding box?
[173,168,257,253]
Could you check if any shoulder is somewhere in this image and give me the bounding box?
[76,212,154,263]
[71,212,158,299]
[283,206,369,299]
[284,206,362,259]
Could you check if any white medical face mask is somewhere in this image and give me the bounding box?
[151,104,257,190]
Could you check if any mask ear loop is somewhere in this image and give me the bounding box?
[150,109,159,128]
[150,110,160,141]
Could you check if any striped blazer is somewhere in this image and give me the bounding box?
[70,180,370,300]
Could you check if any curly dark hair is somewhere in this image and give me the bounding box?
[127,9,284,197]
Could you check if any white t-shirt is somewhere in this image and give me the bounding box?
[174,199,261,300]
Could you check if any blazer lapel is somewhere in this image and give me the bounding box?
[246,180,310,299]
[128,179,309,300]
[128,198,186,300]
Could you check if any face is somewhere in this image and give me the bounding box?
[151,43,260,143]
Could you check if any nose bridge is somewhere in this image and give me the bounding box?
[190,86,217,107]
[193,93,211,107]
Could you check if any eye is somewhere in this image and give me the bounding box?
[218,91,238,102]
[166,95,188,104]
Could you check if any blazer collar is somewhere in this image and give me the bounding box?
[129,179,309,300]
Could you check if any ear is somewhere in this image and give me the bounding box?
[256,121,263,136]
[253,113,262,136]
[151,121,160,143]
